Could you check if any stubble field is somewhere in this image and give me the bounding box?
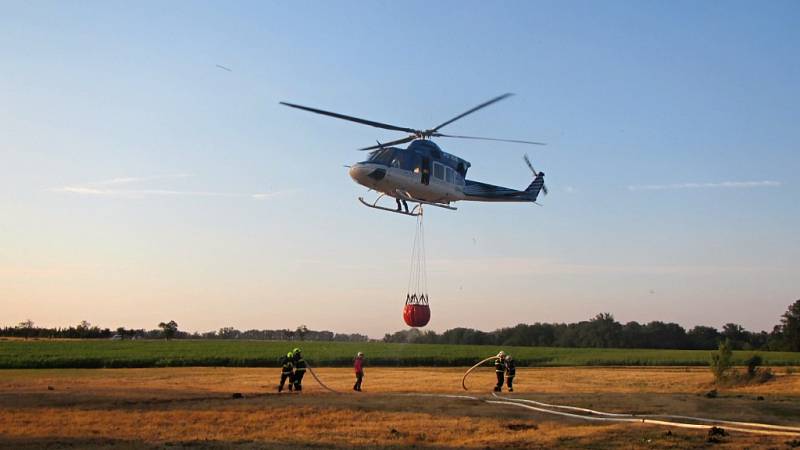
[1,366,799,449]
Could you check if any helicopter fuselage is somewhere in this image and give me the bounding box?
[349,140,544,204]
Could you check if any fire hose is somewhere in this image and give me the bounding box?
[487,393,800,437]
[299,361,800,437]
[461,355,500,390]
[306,363,340,393]
[490,392,800,432]
[460,358,800,436]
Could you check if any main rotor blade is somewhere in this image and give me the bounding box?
[358,135,416,151]
[435,133,546,146]
[431,93,514,132]
[280,101,418,134]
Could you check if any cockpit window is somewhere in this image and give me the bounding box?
[392,151,420,171]
[367,148,396,165]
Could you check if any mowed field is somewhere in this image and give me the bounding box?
[1,366,799,449]
[2,339,800,368]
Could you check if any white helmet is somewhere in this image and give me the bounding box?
[506,355,513,361]
[357,352,364,357]
[497,351,506,358]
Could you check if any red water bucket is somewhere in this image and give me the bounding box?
[403,303,431,327]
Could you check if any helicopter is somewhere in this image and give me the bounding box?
[280,93,548,216]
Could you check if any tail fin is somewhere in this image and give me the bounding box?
[524,172,545,202]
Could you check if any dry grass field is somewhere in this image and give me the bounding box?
[1,367,799,448]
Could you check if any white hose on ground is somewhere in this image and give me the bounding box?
[462,356,500,390]
[485,399,800,437]
[396,393,480,401]
[305,364,340,393]
[372,392,800,437]
[491,392,800,433]
[289,364,800,437]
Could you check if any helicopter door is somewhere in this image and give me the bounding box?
[421,157,431,185]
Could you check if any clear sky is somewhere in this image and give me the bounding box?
[2,1,798,337]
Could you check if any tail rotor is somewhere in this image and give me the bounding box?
[523,154,548,196]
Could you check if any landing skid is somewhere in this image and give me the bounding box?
[395,190,458,211]
[358,194,422,217]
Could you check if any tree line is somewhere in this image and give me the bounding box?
[4,300,798,351]
[383,299,800,352]
[1,321,368,343]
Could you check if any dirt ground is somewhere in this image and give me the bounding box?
[0,367,798,449]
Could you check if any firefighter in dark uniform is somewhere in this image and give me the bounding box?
[278,352,294,392]
[505,354,516,392]
[494,351,506,392]
[292,348,306,392]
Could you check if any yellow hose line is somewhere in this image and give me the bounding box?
[462,356,500,390]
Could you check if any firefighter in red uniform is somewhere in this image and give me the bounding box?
[353,352,365,391]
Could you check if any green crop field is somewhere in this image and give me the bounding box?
[1,339,798,369]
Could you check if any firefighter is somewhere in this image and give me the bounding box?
[494,351,506,392]
[353,352,365,391]
[292,348,306,392]
[278,352,294,392]
[505,354,516,392]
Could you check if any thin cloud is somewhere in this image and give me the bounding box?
[88,173,192,186]
[49,174,288,200]
[627,180,781,191]
[251,190,296,200]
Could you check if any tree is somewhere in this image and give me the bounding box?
[75,320,103,338]
[16,319,34,340]
[296,325,308,341]
[721,323,747,349]
[584,313,622,347]
[778,299,800,351]
[638,321,688,349]
[218,327,239,339]
[687,325,720,350]
[158,320,179,340]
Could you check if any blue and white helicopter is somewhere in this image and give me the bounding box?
[281,93,548,216]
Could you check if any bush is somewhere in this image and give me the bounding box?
[710,339,733,381]
[711,352,774,386]
[746,355,763,377]
[742,354,773,383]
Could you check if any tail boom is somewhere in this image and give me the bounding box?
[462,173,545,203]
